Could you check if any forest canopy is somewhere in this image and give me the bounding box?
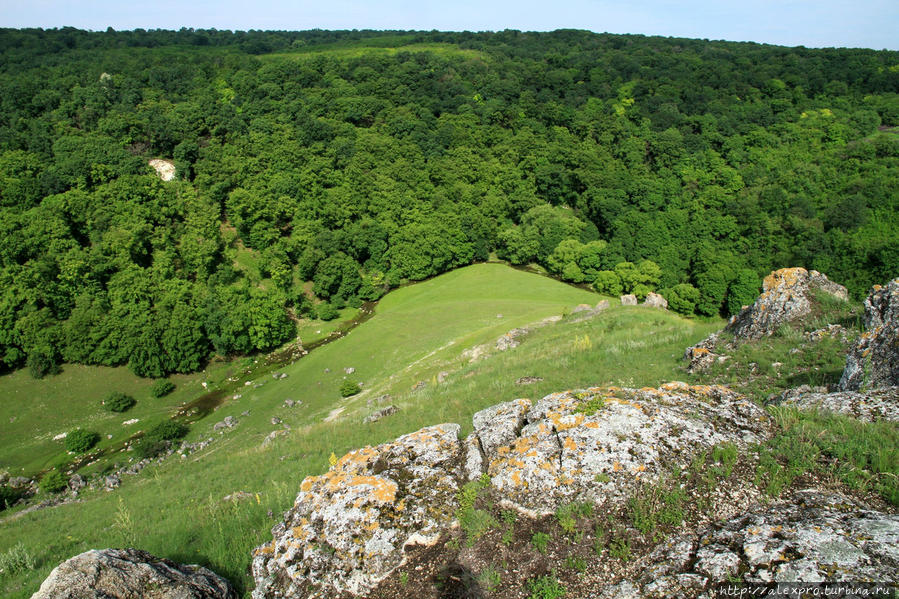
[1,27,897,376]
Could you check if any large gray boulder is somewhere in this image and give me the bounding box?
[839,278,899,391]
[727,267,847,340]
[774,386,899,422]
[252,424,464,598]
[598,490,899,598]
[31,548,236,599]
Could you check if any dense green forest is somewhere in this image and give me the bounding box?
[1,27,897,378]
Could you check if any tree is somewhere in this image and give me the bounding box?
[726,269,760,316]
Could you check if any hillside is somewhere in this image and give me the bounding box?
[1,28,898,381]
[0,263,719,597]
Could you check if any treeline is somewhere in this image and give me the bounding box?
[0,28,897,377]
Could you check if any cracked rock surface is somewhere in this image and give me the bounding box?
[774,386,899,422]
[599,489,899,598]
[32,548,236,599]
[840,278,899,391]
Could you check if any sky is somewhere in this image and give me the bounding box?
[2,0,898,50]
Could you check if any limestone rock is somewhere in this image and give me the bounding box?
[620,294,638,306]
[471,398,531,458]
[572,303,593,313]
[496,328,529,351]
[727,268,847,340]
[486,383,771,514]
[31,548,236,599]
[601,490,899,597]
[774,386,899,422]
[839,278,899,391]
[363,405,398,423]
[252,424,464,598]
[569,300,609,323]
[515,376,543,385]
[642,292,668,309]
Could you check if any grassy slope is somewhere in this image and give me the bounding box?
[0,264,719,597]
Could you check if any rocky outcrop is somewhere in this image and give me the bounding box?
[483,382,770,514]
[727,268,847,340]
[620,294,638,306]
[32,548,236,599]
[252,384,772,597]
[363,405,398,423]
[839,278,899,391]
[495,328,529,351]
[773,386,899,422]
[251,424,464,598]
[642,292,668,309]
[598,490,899,598]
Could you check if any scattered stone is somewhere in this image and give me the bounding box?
[252,424,463,598]
[241,410,250,417]
[496,327,529,351]
[53,432,67,441]
[496,313,503,318]
[773,386,899,422]
[515,376,543,385]
[284,399,295,407]
[344,367,356,375]
[67,474,85,493]
[122,418,139,426]
[728,268,847,341]
[411,381,426,392]
[572,303,592,313]
[104,474,120,491]
[839,277,899,391]
[324,368,331,373]
[437,371,449,384]
[620,294,638,306]
[8,476,30,488]
[32,548,236,599]
[261,430,288,448]
[600,490,899,597]
[569,300,610,323]
[270,417,282,426]
[223,491,253,502]
[364,405,399,424]
[643,292,668,309]
[213,416,237,432]
[803,323,849,343]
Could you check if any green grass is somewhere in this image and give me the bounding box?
[0,263,718,598]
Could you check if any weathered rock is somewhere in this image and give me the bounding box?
[223,491,253,502]
[515,376,544,385]
[572,303,593,313]
[32,548,236,599]
[486,383,772,514]
[252,424,464,598]
[620,294,638,306]
[363,405,398,424]
[642,292,668,309]
[462,433,485,481]
[213,416,237,432]
[773,386,899,422]
[344,367,355,375]
[496,328,529,351]
[8,476,30,488]
[804,323,850,343]
[600,490,899,597]
[839,278,899,391]
[727,268,847,340]
[68,474,85,493]
[569,300,610,323]
[270,417,281,426]
[261,430,288,448]
[471,398,531,458]
[104,474,120,491]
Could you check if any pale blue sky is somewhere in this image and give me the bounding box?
[2,0,897,50]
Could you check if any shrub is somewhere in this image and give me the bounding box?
[593,270,623,296]
[664,283,700,315]
[526,573,566,599]
[531,531,551,554]
[27,351,59,379]
[65,429,100,453]
[105,392,136,413]
[150,380,176,398]
[0,542,37,574]
[40,470,68,493]
[340,379,361,397]
[137,420,189,459]
[0,486,24,510]
[316,302,339,321]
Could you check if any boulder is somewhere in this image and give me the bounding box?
[839,278,899,391]
[485,382,771,514]
[598,490,899,597]
[363,405,399,424]
[496,327,529,351]
[620,294,638,306]
[252,424,464,598]
[642,292,668,309]
[31,548,236,599]
[727,268,847,340]
[773,386,899,422]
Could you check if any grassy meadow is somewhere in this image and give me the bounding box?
[0,264,720,597]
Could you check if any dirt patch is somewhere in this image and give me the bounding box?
[148,158,176,181]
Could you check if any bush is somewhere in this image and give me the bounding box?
[0,486,24,510]
[150,380,176,398]
[105,391,136,413]
[40,470,68,493]
[138,420,189,459]
[65,429,100,453]
[340,379,361,397]
[27,351,59,379]
[664,283,700,315]
[317,302,339,321]
[593,270,623,296]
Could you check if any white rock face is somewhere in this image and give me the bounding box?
[840,278,899,391]
[149,159,176,181]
